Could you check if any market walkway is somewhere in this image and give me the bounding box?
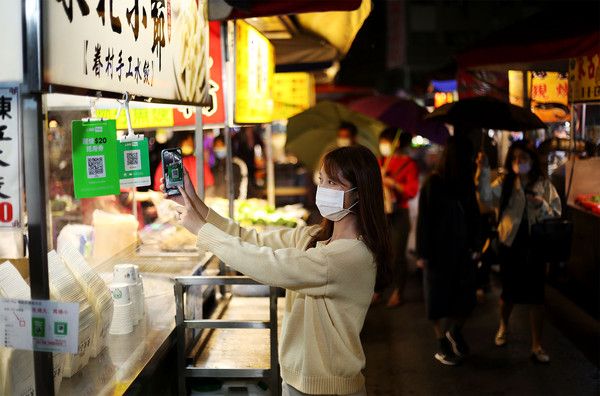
[361,263,600,396]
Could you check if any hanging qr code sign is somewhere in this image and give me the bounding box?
[71,119,120,198]
[0,86,23,229]
[117,137,151,188]
[43,0,210,106]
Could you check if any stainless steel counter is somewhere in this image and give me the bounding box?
[57,273,177,396]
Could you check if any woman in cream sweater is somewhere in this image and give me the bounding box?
[166,145,392,395]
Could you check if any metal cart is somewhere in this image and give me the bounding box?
[174,269,281,395]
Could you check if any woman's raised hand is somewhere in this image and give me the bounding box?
[161,168,209,217]
[175,184,206,235]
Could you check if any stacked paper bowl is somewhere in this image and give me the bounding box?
[108,283,134,335]
[113,264,144,325]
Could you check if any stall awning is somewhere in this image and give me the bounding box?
[456,3,600,72]
[211,0,371,76]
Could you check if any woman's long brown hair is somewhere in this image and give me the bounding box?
[308,145,393,290]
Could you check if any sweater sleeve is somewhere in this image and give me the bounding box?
[197,223,366,296]
[205,208,313,250]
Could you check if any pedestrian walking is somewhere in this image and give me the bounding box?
[372,128,419,307]
[165,145,392,395]
[416,135,483,366]
[476,138,561,364]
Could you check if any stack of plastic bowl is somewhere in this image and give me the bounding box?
[60,243,114,358]
[47,250,96,378]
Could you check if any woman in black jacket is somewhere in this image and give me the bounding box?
[417,135,483,366]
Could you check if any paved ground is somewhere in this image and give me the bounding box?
[361,267,600,396]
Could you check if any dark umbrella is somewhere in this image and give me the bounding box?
[423,96,546,131]
[346,95,450,145]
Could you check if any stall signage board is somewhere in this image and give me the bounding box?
[96,108,175,130]
[202,21,226,125]
[0,86,23,229]
[71,119,121,198]
[569,54,600,103]
[235,20,275,124]
[529,71,570,123]
[0,298,79,354]
[117,138,151,188]
[43,0,210,106]
[0,2,23,83]
[273,72,315,120]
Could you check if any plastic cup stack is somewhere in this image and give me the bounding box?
[113,264,140,325]
[108,283,134,335]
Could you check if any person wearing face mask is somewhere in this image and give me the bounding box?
[372,128,420,308]
[476,138,561,365]
[336,121,359,147]
[206,134,249,199]
[165,145,392,396]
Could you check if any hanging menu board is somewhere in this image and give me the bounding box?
[234,20,275,124]
[43,0,210,106]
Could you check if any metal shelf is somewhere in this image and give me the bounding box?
[174,275,281,395]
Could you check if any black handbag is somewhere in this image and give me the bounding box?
[530,218,573,262]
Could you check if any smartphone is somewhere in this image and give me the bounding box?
[161,148,184,196]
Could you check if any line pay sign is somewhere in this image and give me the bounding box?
[72,119,151,199]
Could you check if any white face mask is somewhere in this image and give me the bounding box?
[379,142,392,157]
[214,148,226,159]
[337,137,352,147]
[512,161,531,175]
[316,186,358,221]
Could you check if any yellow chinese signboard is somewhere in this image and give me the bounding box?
[96,108,174,130]
[569,54,600,103]
[529,71,570,123]
[235,20,275,123]
[273,72,315,120]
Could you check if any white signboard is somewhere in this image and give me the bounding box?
[0,2,23,83]
[0,86,23,229]
[0,298,80,354]
[43,0,210,105]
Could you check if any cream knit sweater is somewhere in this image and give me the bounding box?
[196,209,376,395]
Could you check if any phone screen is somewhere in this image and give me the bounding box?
[162,149,184,195]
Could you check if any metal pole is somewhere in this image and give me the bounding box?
[23,0,55,393]
[225,125,234,218]
[264,123,275,207]
[195,111,205,200]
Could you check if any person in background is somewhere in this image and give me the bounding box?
[166,145,392,395]
[372,128,419,307]
[152,132,214,193]
[416,135,483,366]
[476,138,561,364]
[232,126,264,197]
[337,121,359,147]
[207,134,248,200]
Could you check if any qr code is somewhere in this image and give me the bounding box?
[171,168,179,179]
[86,155,106,178]
[124,150,141,171]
